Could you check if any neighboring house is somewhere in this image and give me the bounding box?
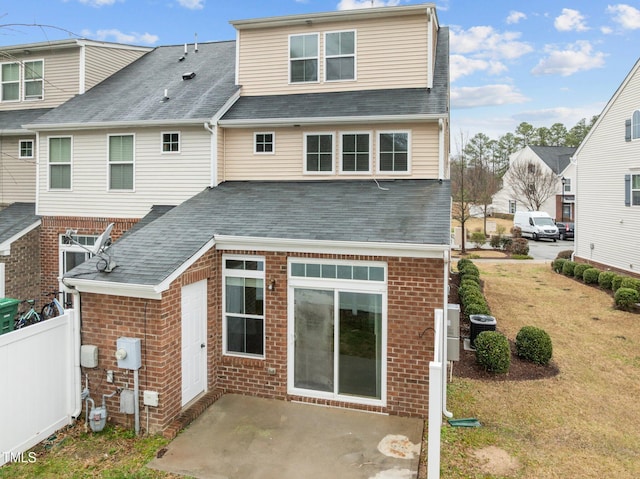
[491,145,576,221]
[29,4,450,434]
[573,58,640,276]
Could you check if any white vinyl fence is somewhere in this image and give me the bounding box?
[0,310,81,467]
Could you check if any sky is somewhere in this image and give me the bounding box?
[2,0,640,143]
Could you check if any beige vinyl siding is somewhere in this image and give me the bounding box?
[37,126,212,218]
[0,136,36,204]
[220,121,439,181]
[83,46,148,91]
[237,14,428,95]
[575,64,640,273]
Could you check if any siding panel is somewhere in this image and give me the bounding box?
[0,136,36,204]
[83,46,148,91]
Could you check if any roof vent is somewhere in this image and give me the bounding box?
[182,72,196,80]
[178,56,185,62]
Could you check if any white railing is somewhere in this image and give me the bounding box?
[0,310,80,467]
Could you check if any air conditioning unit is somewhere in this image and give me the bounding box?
[469,314,497,348]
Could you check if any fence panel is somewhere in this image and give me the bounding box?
[0,311,79,466]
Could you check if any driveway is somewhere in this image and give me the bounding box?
[527,238,573,261]
[147,394,424,479]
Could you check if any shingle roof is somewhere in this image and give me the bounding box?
[0,109,53,132]
[220,27,449,122]
[0,203,39,246]
[27,41,239,126]
[65,180,451,286]
[529,146,577,175]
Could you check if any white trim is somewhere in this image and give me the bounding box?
[219,114,445,128]
[253,131,275,155]
[107,133,135,192]
[63,279,163,300]
[235,29,240,86]
[24,118,217,131]
[303,131,335,175]
[161,131,181,154]
[210,88,242,187]
[376,130,412,175]
[288,33,320,85]
[438,118,445,179]
[47,135,73,191]
[18,139,35,159]
[324,30,356,83]
[339,131,371,174]
[79,45,86,94]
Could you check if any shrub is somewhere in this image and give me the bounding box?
[511,226,522,238]
[515,326,553,366]
[552,258,567,273]
[598,271,616,290]
[556,250,573,260]
[583,268,600,285]
[612,275,624,292]
[508,238,529,256]
[470,231,487,248]
[464,300,491,318]
[620,277,640,294]
[475,331,511,374]
[458,261,480,276]
[500,237,513,251]
[562,261,576,277]
[573,263,591,281]
[456,258,473,270]
[489,234,502,249]
[614,287,639,311]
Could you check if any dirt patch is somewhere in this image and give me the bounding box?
[472,446,520,476]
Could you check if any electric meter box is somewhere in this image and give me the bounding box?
[116,337,142,370]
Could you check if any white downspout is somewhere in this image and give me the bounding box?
[71,291,83,419]
[442,249,453,419]
[438,118,445,180]
[204,121,217,187]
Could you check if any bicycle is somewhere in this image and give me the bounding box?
[14,300,42,329]
[41,291,66,320]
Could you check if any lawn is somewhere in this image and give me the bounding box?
[437,262,640,478]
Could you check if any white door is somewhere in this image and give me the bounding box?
[181,280,207,406]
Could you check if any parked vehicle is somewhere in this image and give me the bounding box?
[555,221,574,240]
[513,211,559,241]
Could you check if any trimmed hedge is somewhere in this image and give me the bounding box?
[614,287,639,311]
[598,271,616,290]
[508,238,529,256]
[552,258,567,273]
[620,277,640,294]
[573,263,591,281]
[515,326,553,366]
[562,261,576,277]
[475,331,510,374]
[612,275,624,292]
[582,268,600,285]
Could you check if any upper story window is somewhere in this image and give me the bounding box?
[325,31,355,81]
[378,131,410,173]
[290,33,319,83]
[109,134,134,190]
[340,132,370,173]
[254,132,274,154]
[563,177,571,193]
[49,137,72,190]
[162,132,180,153]
[19,140,34,159]
[304,133,334,173]
[632,110,640,140]
[24,60,43,100]
[631,174,640,206]
[1,63,20,102]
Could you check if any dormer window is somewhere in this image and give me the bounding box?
[325,31,355,81]
[289,33,318,83]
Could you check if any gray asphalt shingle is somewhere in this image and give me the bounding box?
[0,203,39,246]
[0,109,53,131]
[529,146,577,175]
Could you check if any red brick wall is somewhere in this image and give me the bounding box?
[0,226,41,302]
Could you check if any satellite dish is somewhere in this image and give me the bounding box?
[92,223,114,255]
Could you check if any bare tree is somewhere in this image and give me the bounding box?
[451,133,473,253]
[467,164,501,235]
[505,159,559,211]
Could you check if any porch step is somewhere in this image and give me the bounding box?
[163,389,224,439]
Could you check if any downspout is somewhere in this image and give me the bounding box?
[71,290,83,419]
[438,118,445,180]
[441,249,453,419]
[204,121,217,187]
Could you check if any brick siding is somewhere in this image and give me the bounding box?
[0,226,41,302]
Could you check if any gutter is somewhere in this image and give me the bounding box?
[218,113,447,128]
[23,118,214,132]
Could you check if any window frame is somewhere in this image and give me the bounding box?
[107,133,135,191]
[289,33,319,84]
[222,254,266,359]
[324,30,356,82]
[633,110,640,140]
[59,233,97,305]
[1,61,20,103]
[377,130,411,174]
[19,139,34,159]
[339,131,371,174]
[563,178,571,193]
[632,174,640,206]
[161,131,180,154]
[23,59,44,101]
[254,132,275,155]
[508,200,517,215]
[48,136,72,191]
[303,132,335,175]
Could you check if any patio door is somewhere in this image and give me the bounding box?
[181,280,207,406]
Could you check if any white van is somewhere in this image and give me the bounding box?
[513,211,559,241]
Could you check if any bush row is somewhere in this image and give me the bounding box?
[457,259,490,319]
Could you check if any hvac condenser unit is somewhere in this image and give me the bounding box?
[469,314,497,348]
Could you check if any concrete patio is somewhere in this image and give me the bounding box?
[147,394,424,479]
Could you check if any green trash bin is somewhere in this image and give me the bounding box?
[0,298,21,335]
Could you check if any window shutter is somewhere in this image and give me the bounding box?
[625,119,632,142]
[625,174,631,206]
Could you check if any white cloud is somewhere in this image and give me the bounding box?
[177,0,204,9]
[77,0,119,6]
[506,11,526,25]
[337,0,401,10]
[600,26,613,34]
[531,41,606,76]
[450,26,533,60]
[513,104,604,127]
[554,8,588,32]
[451,84,529,109]
[83,28,159,45]
[606,4,640,30]
[450,55,507,82]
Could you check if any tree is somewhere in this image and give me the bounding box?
[549,123,568,146]
[505,159,559,211]
[464,133,493,169]
[451,133,474,253]
[493,133,518,177]
[467,163,501,235]
[514,122,536,148]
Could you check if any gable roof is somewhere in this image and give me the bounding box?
[528,146,577,175]
[0,203,40,254]
[0,109,53,134]
[25,41,239,130]
[63,180,451,295]
[220,27,449,126]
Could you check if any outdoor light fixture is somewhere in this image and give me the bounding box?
[268,279,276,291]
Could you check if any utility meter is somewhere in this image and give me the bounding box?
[115,337,141,370]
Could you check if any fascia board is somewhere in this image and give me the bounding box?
[219,114,445,128]
[0,220,41,255]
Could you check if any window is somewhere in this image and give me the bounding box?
[340,133,370,173]
[109,135,134,190]
[563,178,571,193]
[1,63,19,102]
[325,31,355,81]
[223,256,265,357]
[19,140,34,159]
[508,200,517,214]
[633,111,640,140]
[254,132,274,154]
[632,174,640,206]
[290,34,318,83]
[304,133,334,173]
[23,60,43,100]
[49,137,71,190]
[378,132,409,173]
[161,132,180,153]
[60,234,96,306]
